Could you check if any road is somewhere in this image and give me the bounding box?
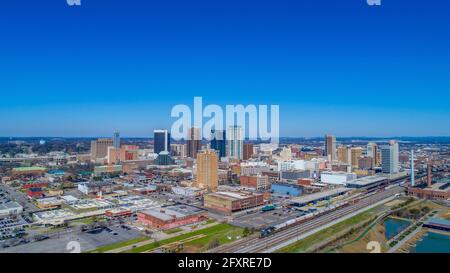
[0,184,39,213]
[211,186,404,253]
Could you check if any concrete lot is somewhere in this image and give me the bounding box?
[0,223,143,253]
[231,208,307,229]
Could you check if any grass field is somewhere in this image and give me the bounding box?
[163,227,182,234]
[277,209,378,253]
[124,223,243,253]
[87,236,150,253]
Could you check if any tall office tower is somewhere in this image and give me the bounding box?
[113,131,121,149]
[187,128,202,158]
[410,150,415,187]
[154,129,171,155]
[243,143,254,160]
[367,142,379,166]
[381,140,399,174]
[196,149,218,192]
[324,135,337,161]
[227,126,244,160]
[337,145,349,163]
[350,147,364,168]
[427,160,432,187]
[210,129,226,158]
[91,138,113,161]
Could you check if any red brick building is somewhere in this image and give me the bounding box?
[27,188,44,198]
[137,205,208,230]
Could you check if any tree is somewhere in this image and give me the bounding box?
[243,227,250,237]
[207,238,220,250]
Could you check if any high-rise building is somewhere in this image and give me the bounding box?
[154,129,171,155]
[337,145,349,164]
[113,131,121,149]
[210,129,226,158]
[187,128,202,158]
[366,142,379,167]
[91,138,113,161]
[410,150,415,187]
[350,147,364,168]
[196,149,218,192]
[107,145,139,164]
[243,143,254,160]
[381,140,399,174]
[324,135,336,161]
[227,126,244,160]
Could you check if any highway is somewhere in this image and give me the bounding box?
[211,186,404,253]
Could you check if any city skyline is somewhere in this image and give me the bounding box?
[1,0,450,137]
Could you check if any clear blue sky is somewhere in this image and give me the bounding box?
[0,0,449,137]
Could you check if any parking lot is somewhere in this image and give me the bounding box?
[0,184,39,213]
[0,216,30,241]
[1,221,143,253]
[231,207,307,229]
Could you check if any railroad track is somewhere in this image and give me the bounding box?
[211,187,403,253]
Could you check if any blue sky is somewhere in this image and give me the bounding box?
[0,0,449,137]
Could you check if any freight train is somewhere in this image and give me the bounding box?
[259,201,350,238]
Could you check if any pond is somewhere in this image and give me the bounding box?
[384,217,411,240]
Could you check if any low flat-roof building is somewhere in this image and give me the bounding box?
[203,191,264,214]
[345,175,388,189]
[0,202,23,218]
[289,187,351,206]
[137,204,208,230]
[407,182,450,201]
[320,171,357,185]
[12,166,47,176]
[77,181,116,195]
[240,175,270,191]
[423,217,450,232]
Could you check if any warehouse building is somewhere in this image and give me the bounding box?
[320,171,357,185]
[0,202,23,218]
[137,204,208,230]
[203,191,264,214]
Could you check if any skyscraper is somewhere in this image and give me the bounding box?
[196,149,218,192]
[210,129,226,158]
[324,135,336,161]
[350,147,364,168]
[187,128,202,158]
[113,131,121,149]
[410,150,415,187]
[243,143,254,160]
[91,138,113,161]
[227,126,243,160]
[154,129,170,155]
[337,145,349,164]
[366,142,379,166]
[381,140,399,174]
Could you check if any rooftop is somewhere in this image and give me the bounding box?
[0,201,23,210]
[290,187,351,205]
[426,217,450,227]
[140,204,205,221]
[13,166,47,172]
[345,175,387,187]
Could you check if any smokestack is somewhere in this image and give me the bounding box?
[410,150,415,187]
[427,160,432,187]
